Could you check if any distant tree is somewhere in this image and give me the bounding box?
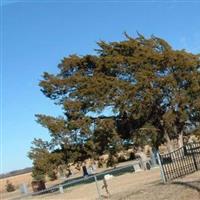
[29,33,200,175]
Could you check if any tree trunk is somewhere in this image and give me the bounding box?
[178,131,183,148]
[164,131,173,153]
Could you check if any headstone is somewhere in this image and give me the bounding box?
[20,183,28,194]
[87,166,94,175]
[135,152,151,170]
[146,162,151,170]
[59,184,64,193]
[92,163,97,171]
[133,163,142,172]
[104,174,113,180]
[102,174,113,196]
[82,165,88,177]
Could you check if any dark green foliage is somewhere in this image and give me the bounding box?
[5,180,15,192]
[31,167,46,181]
[93,119,123,156]
[47,171,57,181]
[29,33,200,175]
[28,139,63,181]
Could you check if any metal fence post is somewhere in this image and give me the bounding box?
[157,152,166,183]
[190,143,198,171]
[94,175,102,200]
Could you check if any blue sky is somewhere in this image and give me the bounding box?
[1,0,200,173]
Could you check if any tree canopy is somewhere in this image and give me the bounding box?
[29,34,200,179]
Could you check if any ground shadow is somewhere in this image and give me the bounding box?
[172,180,200,193]
[32,164,135,196]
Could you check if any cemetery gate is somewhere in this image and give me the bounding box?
[157,142,200,182]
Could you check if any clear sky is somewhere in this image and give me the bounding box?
[1,0,200,173]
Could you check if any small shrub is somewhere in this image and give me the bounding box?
[118,155,126,163]
[106,154,117,168]
[98,159,104,168]
[5,180,15,192]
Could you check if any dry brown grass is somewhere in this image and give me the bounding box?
[0,172,32,192]
[1,164,199,200]
[0,172,63,200]
[17,168,200,200]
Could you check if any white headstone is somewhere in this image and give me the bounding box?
[20,183,28,194]
[59,185,64,193]
[133,163,142,172]
[104,174,113,180]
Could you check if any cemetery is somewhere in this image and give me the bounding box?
[1,141,200,200]
[2,2,200,200]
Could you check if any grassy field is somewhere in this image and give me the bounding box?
[1,165,199,200]
[0,172,62,200]
[1,168,199,200]
[0,172,32,193]
[22,168,199,200]
[0,161,133,199]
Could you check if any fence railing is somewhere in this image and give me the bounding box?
[157,142,200,183]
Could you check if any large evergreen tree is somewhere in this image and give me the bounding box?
[29,34,200,178]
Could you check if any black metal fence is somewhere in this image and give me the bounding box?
[158,142,200,182]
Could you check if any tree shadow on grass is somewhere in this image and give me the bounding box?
[172,180,200,193]
[32,165,135,196]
